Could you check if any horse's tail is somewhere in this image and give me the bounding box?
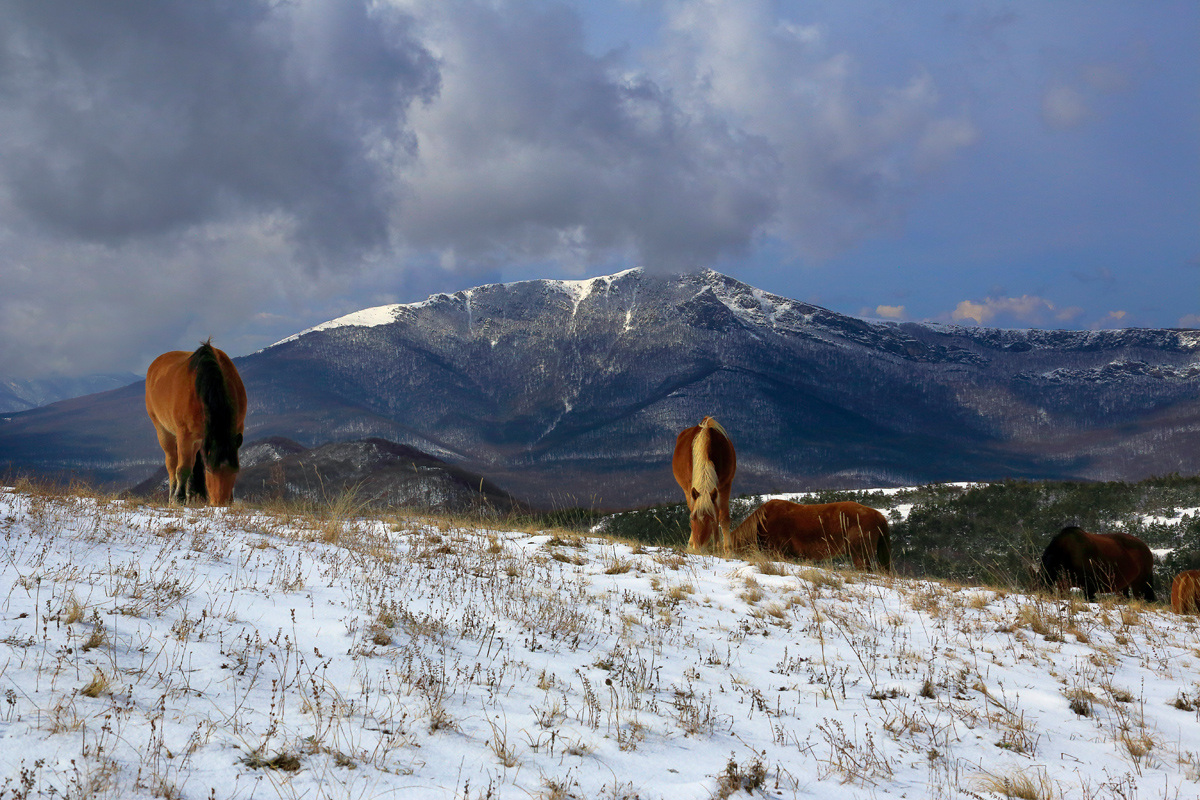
[189,339,239,470]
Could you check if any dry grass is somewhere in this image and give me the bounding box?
[973,768,1056,800]
[4,478,1198,799]
[78,670,110,699]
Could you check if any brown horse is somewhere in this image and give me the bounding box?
[145,340,247,506]
[672,417,736,553]
[729,499,892,571]
[1171,570,1200,614]
[1040,527,1155,602]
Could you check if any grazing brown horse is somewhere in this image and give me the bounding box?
[673,417,736,553]
[1040,527,1155,602]
[145,340,247,506]
[729,499,892,571]
[1171,570,1200,614]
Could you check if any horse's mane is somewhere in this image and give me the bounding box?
[189,340,239,470]
[690,418,722,521]
[728,504,764,551]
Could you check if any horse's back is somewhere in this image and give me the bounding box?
[671,425,699,492]
[145,345,246,434]
[212,346,248,426]
[672,417,736,491]
[1044,527,1154,599]
[701,417,736,482]
[754,500,888,563]
[1172,570,1200,614]
[145,350,202,433]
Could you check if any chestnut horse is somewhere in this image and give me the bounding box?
[729,499,892,571]
[145,340,247,506]
[673,417,736,553]
[1040,527,1155,602]
[1171,570,1200,614]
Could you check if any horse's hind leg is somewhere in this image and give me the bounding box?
[153,425,180,504]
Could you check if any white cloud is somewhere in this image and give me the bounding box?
[1041,83,1091,130]
[949,295,1083,327]
[875,305,906,320]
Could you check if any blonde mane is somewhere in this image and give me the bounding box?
[690,420,719,519]
[728,504,763,552]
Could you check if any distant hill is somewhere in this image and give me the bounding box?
[1,269,1198,509]
[0,373,140,413]
[127,436,524,514]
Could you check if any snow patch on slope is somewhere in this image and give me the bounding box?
[266,268,644,349]
[268,305,404,348]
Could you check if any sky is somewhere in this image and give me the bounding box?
[0,0,1196,378]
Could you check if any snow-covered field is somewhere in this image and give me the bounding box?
[2,488,1199,799]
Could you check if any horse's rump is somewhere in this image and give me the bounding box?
[1172,570,1200,614]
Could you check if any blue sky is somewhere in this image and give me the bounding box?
[0,0,1196,377]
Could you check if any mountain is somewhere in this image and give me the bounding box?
[0,373,140,413]
[1,269,1198,508]
[126,436,525,513]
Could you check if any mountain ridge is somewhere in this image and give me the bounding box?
[1,268,1197,508]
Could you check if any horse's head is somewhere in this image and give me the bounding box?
[203,431,242,506]
[204,465,239,506]
[687,485,721,550]
[1038,549,1062,589]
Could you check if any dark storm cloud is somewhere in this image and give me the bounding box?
[393,0,780,272]
[0,0,984,378]
[0,0,438,261]
[397,0,975,271]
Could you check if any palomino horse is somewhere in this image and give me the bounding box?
[1040,527,1155,602]
[672,417,736,553]
[1171,570,1200,614]
[145,340,247,506]
[729,499,892,571]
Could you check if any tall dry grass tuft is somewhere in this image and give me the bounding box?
[973,768,1056,800]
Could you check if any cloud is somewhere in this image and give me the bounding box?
[874,305,906,320]
[0,0,439,263]
[0,0,980,376]
[1178,314,1200,328]
[1092,310,1128,329]
[650,0,978,258]
[949,295,1083,327]
[391,0,978,269]
[1041,58,1137,132]
[1041,83,1091,130]
[394,0,780,271]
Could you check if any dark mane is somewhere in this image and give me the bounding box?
[189,339,239,470]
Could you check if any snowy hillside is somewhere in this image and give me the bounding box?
[2,488,1198,799]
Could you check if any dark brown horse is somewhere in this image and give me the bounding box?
[1040,527,1155,602]
[729,499,892,571]
[672,417,736,553]
[1171,570,1200,614]
[145,340,247,506]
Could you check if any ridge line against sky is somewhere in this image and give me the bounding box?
[0,0,1196,378]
